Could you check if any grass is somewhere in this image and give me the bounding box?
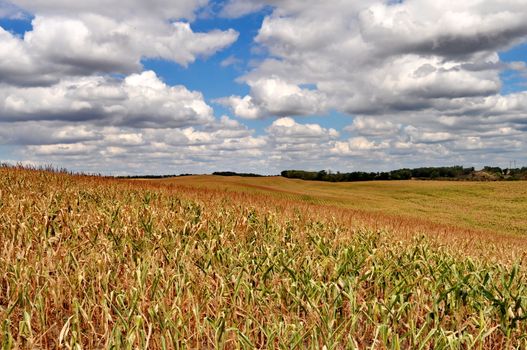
[1,166,527,348]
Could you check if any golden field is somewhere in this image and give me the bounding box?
[161,175,527,236]
[1,166,527,348]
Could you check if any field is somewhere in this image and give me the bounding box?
[162,175,527,236]
[1,166,527,348]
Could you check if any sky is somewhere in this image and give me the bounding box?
[0,0,526,175]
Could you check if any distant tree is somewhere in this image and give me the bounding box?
[483,166,503,175]
[316,170,327,181]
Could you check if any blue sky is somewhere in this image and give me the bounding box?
[0,0,526,174]
[143,10,271,133]
[500,43,527,94]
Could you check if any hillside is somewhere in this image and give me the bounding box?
[158,175,527,236]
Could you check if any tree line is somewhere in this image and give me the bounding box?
[281,166,527,182]
[212,171,264,177]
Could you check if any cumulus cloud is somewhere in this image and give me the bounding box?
[209,0,527,166]
[28,142,98,156]
[346,117,400,136]
[331,137,389,157]
[359,1,527,59]
[0,122,101,145]
[216,95,263,120]
[403,126,455,144]
[263,117,343,168]
[238,1,527,113]
[218,77,328,119]
[267,117,338,141]
[0,2,238,86]
[0,71,216,128]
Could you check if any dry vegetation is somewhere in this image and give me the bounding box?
[1,166,527,348]
[161,175,527,236]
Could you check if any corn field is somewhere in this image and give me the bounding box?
[1,166,527,349]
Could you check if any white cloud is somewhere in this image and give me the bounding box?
[6,118,270,175]
[0,6,238,86]
[0,71,214,128]
[250,77,328,116]
[332,137,389,156]
[29,142,97,156]
[346,117,400,136]
[403,126,455,144]
[237,0,527,117]
[359,1,527,59]
[216,95,263,120]
[220,55,242,68]
[267,117,338,141]
[263,117,342,168]
[8,0,207,21]
[0,122,101,145]
[219,77,328,118]
[219,0,266,18]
